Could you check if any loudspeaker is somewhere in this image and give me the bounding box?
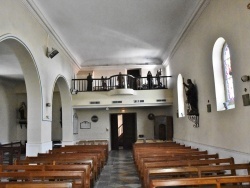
[47,47,59,58]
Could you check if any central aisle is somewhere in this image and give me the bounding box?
[94,150,141,188]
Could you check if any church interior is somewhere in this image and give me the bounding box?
[0,0,250,187]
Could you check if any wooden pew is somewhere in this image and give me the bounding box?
[48,147,106,166]
[135,150,208,172]
[0,182,72,188]
[44,165,91,188]
[134,149,207,165]
[0,142,22,165]
[149,175,250,188]
[0,164,91,188]
[63,144,108,163]
[147,163,250,187]
[137,153,219,174]
[0,171,85,188]
[143,157,235,187]
[133,144,192,157]
[25,154,99,179]
[14,158,95,184]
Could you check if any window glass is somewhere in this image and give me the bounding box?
[222,43,235,107]
[177,74,185,117]
[212,38,235,111]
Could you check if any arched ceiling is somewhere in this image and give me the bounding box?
[26,0,208,69]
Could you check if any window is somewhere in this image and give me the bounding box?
[212,38,235,111]
[222,43,235,107]
[177,74,185,117]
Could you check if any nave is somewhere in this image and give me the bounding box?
[94,150,141,188]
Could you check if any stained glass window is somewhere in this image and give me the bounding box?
[222,43,235,107]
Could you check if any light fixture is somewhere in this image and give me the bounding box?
[241,75,250,82]
[47,47,59,58]
[71,89,78,95]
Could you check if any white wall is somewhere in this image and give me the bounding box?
[0,80,17,143]
[170,0,250,160]
[75,106,172,150]
[52,92,62,141]
[0,1,75,154]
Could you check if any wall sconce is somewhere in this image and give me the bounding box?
[46,103,51,107]
[47,47,59,58]
[241,75,250,82]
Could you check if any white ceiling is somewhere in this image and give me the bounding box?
[0,0,208,80]
[27,0,207,68]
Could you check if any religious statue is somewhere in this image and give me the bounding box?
[183,79,198,115]
[87,73,93,91]
[147,71,153,89]
[19,102,27,120]
[117,72,124,88]
[156,69,162,87]
[18,102,27,128]
[101,76,107,90]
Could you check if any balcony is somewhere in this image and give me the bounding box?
[71,74,173,109]
[71,74,171,93]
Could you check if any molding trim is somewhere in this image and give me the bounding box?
[162,0,211,66]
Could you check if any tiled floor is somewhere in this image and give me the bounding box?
[94,150,141,188]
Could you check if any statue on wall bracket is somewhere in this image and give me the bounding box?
[18,102,27,129]
[183,79,199,127]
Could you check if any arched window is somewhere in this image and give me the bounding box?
[212,38,235,111]
[177,74,185,117]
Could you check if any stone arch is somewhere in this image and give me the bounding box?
[0,34,43,155]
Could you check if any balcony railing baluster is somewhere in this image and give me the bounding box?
[71,74,171,93]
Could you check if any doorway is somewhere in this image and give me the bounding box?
[110,113,137,150]
[127,69,141,77]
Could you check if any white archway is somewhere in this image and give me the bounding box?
[52,76,74,146]
[0,35,43,156]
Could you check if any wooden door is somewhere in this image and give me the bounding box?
[110,114,119,150]
[154,116,173,140]
[122,113,137,150]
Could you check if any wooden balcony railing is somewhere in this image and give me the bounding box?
[71,74,171,93]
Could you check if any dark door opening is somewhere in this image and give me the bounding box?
[110,113,137,150]
[127,69,141,77]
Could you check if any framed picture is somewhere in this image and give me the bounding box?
[80,121,91,129]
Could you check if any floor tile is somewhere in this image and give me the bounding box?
[94,150,141,188]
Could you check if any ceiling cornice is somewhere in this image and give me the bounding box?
[21,0,81,71]
[162,0,211,66]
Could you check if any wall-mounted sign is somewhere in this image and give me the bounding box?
[80,121,91,129]
[91,115,98,122]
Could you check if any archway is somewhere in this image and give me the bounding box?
[0,35,42,156]
[53,76,74,146]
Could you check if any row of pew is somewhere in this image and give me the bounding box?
[0,142,108,188]
[0,142,23,165]
[133,141,250,188]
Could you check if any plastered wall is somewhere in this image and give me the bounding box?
[170,0,250,157]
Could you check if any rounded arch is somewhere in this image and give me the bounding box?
[212,37,235,111]
[0,34,43,154]
[52,75,74,145]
